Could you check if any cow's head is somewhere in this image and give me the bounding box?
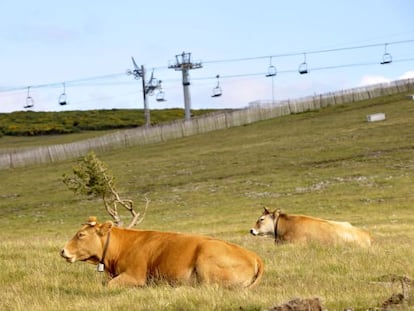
[60,216,113,264]
[250,207,280,236]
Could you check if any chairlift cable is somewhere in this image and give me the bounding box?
[5,55,414,97]
[1,38,414,98]
[204,39,414,64]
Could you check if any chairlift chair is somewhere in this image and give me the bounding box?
[298,63,308,74]
[380,44,392,64]
[59,93,67,105]
[211,75,222,98]
[266,65,277,77]
[24,96,34,109]
[156,90,166,102]
[156,80,166,102]
[59,83,67,105]
[24,87,34,109]
[265,57,277,77]
[212,86,222,97]
[298,53,308,74]
[381,53,392,64]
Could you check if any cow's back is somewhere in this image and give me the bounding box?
[279,215,371,246]
[133,231,207,283]
[329,222,371,247]
[111,229,264,287]
[281,216,336,243]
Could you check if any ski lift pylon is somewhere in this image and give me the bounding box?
[211,74,222,98]
[59,82,67,105]
[298,53,308,74]
[148,71,158,87]
[131,56,139,70]
[24,86,34,109]
[265,57,277,77]
[380,43,392,65]
[145,70,160,95]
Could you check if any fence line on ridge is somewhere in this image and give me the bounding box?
[1,78,413,169]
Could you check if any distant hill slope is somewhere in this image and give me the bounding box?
[0,108,218,136]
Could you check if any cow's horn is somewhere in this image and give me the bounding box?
[84,216,97,226]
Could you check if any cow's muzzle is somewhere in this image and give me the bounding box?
[60,248,75,263]
[250,228,258,236]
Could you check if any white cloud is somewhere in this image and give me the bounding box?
[359,75,390,86]
[359,71,414,88]
[399,71,414,80]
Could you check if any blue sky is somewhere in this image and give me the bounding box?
[1,0,413,113]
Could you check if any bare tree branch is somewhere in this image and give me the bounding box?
[127,195,150,228]
[63,151,149,228]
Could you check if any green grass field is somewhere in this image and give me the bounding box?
[1,93,413,310]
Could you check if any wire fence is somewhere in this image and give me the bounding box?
[1,78,414,170]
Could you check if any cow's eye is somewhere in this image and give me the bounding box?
[77,231,86,239]
[259,217,265,222]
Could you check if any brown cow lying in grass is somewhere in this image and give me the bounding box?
[250,208,372,247]
[61,216,264,288]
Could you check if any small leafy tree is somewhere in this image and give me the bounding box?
[63,151,148,228]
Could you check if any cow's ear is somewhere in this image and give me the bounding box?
[98,221,113,236]
[263,207,271,215]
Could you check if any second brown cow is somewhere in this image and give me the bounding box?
[250,208,372,247]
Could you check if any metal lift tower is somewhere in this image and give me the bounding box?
[127,57,162,127]
[168,52,202,120]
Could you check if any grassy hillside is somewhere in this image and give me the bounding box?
[0,93,413,310]
[0,108,218,136]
